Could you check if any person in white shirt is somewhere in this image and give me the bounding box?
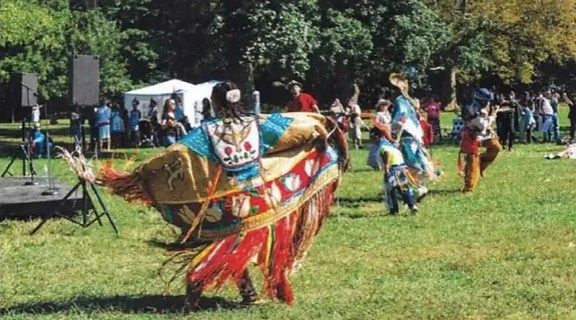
[540,91,554,142]
[347,84,363,149]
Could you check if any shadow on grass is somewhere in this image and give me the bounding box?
[428,189,462,196]
[0,294,245,315]
[336,196,381,208]
[346,167,377,173]
[334,189,460,212]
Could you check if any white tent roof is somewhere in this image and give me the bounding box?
[193,80,221,95]
[125,79,196,96]
[124,79,223,126]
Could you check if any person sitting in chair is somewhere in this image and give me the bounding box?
[29,123,51,158]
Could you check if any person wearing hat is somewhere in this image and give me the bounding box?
[368,99,395,170]
[458,88,503,193]
[329,98,350,133]
[285,80,320,113]
[373,99,394,143]
[389,73,436,183]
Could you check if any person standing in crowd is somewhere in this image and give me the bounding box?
[129,99,142,147]
[534,91,543,133]
[539,91,555,143]
[161,98,186,147]
[172,94,185,122]
[519,92,536,143]
[110,103,125,148]
[69,105,83,148]
[459,88,502,193]
[347,84,363,149]
[121,103,130,147]
[509,91,520,134]
[422,95,442,143]
[495,93,516,151]
[87,106,98,151]
[551,91,562,144]
[368,99,395,169]
[147,99,159,124]
[201,98,213,123]
[96,99,112,151]
[374,99,393,139]
[147,99,160,146]
[330,98,350,133]
[285,80,320,113]
[564,92,576,142]
[418,111,434,148]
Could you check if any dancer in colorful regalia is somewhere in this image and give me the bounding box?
[458,88,502,193]
[99,81,348,308]
[389,74,436,195]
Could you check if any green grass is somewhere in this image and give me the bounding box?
[1,111,576,319]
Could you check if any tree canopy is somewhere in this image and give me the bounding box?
[1,0,576,108]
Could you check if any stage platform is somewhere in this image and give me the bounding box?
[0,177,89,220]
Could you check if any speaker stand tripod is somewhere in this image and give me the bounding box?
[1,144,38,185]
[30,177,118,235]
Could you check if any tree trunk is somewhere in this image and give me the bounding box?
[445,66,458,111]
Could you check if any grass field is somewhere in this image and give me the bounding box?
[1,110,576,319]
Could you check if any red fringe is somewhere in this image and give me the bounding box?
[215,228,269,288]
[185,182,337,305]
[97,162,153,205]
[268,216,295,304]
[188,236,238,286]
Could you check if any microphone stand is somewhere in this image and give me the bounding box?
[39,98,58,196]
[23,117,38,186]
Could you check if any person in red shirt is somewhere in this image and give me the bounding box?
[286,80,320,113]
[417,111,434,147]
[422,95,442,143]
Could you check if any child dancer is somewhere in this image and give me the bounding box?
[379,137,418,215]
[368,126,418,215]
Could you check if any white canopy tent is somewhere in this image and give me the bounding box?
[123,79,221,126]
[188,80,221,122]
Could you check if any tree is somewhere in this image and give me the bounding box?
[318,0,448,103]
[309,8,373,102]
[0,0,134,105]
[0,1,68,99]
[428,0,576,108]
[69,9,132,94]
[218,0,321,94]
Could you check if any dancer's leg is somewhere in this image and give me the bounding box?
[236,270,259,304]
[463,153,480,192]
[387,184,399,214]
[185,281,202,310]
[480,138,502,174]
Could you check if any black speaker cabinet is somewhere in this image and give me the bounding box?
[70,55,100,106]
[10,72,38,107]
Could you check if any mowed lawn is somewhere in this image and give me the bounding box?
[1,110,576,319]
